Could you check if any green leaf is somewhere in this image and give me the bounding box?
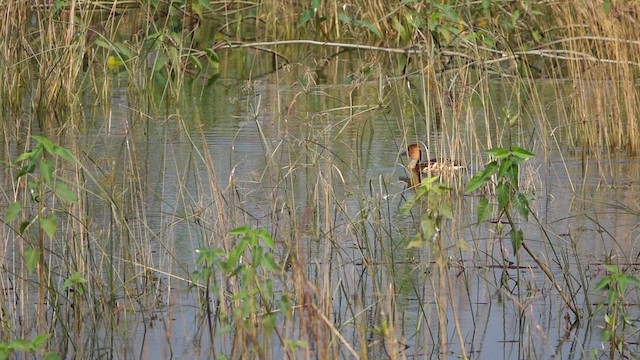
[227,238,247,270]
[497,157,513,182]
[33,135,56,155]
[406,233,425,249]
[481,0,490,13]
[507,163,519,188]
[603,0,611,15]
[44,352,62,360]
[421,216,437,241]
[496,182,509,210]
[4,202,23,222]
[40,159,53,185]
[16,162,36,179]
[19,221,30,235]
[15,150,34,163]
[514,193,530,219]
[55,182,78,204]
[230,226,250,235]
[356,19,382,38]
[603,264,619,273]
[298,8,315,27]
[9,339,32,352]
[511,147,535,160]
[25,248,40,273]
[438,201,453,220]
[40,214,57,238]
[337,12,352,24]
[464,161,498,194]
[31,333,51,348]
[476,197,492,224]
[189,54,203,72]
[486,147,510,159]
[594,275,611,291]
[63,272,87,295]
[260,255,279,273]
[509,228,523,254]
[198,0,212,11]
[257,228,274,249]
[53,146,75,163]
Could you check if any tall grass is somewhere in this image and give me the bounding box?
[1,0,639,359]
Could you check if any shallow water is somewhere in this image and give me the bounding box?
[2,54,640,359]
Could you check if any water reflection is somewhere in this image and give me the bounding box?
[3,66,638,358]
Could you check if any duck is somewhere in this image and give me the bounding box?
[405,143,465,177]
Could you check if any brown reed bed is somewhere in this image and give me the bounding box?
[1,1,639,359]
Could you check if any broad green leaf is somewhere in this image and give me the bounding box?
[9,339,31,351]
[421,216,437,242]
[55,182,78,204]
[16,162,36,179]
[438,202,453,220]
[298,8,315,27]
[514,193,530,219]
[19,220,30,235]
[357,19,382,38]
[464,161,498,194]
[482,0,490,12]
[497,156,512,181]
[4,202,23,222]
[511,146,535,160]
[94,38,115,51]
[260,256,279,273]
[230,226,250,235]
[337,12,352,24]
[509,229,523,254]
[40,159,53,185]
[227,238,247,270]
[189,54,203,72]
[33,135,56,155]
[53,146,75,163]
[32,333,51,348]
[603,0,611,15]
[25,248,40,273]
[507,163,519,188]
[63,272,87,295]
[496,182,509,210]
[486,147,510,159]
[198,0,212,11]
[476,197,492,224]
[511,9,521,27]
[40,214,57,238]
[257,228,274,248]
[406,233,425,249]
[15,150,34,163]
[44,351,62,360]
[594,276,611,291]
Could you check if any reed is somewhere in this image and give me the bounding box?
[2,0,640,359]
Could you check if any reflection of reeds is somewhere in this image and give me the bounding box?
[2,1,640,359]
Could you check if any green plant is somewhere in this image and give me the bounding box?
[191,226,291,358]
[401,176,453,249]
[464,146,535,253]
[465,147,580,318]
[0,334,59,360]
[4,136,78,331]
[594,264,640,359]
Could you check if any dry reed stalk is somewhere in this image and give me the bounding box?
[549,2,640,154]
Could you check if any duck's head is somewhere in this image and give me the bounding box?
[405,143,422,162]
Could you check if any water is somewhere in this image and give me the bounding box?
[2,56,639,359]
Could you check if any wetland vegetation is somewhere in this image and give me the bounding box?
[1,0,639,359]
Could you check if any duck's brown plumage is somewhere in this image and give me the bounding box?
[405,143,465,178]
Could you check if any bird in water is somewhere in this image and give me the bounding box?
[403,143,465,187]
